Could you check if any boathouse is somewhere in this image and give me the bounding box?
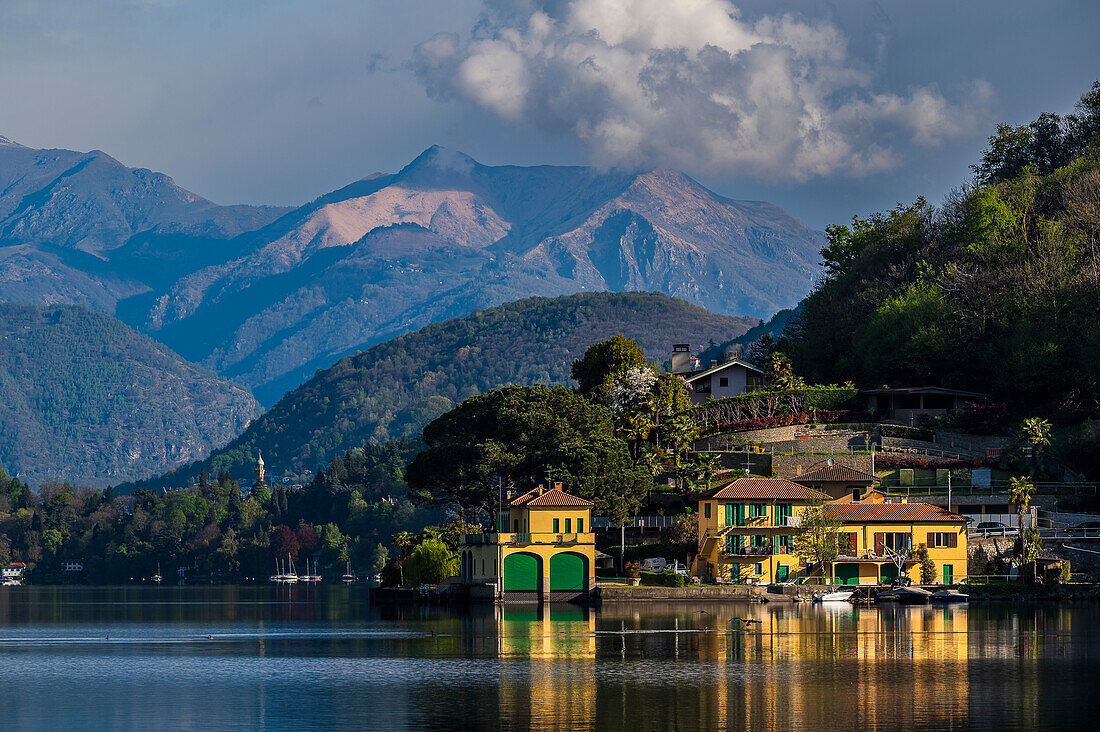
[459,483,596,604]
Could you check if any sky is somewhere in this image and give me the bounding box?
[1,0,1099,228]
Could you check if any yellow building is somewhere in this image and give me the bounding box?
[825,503,970,585]
[693,477,970,586]
[694,477,828,583]
[460,484,596,603]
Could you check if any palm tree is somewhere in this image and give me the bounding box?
[1008,476,1036,578]
[1008,476,1035,531]
[1019,417,1052,474]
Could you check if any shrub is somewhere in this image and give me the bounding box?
[699,410,872,436]
[624,561,642,579]
[878,424,935,442]
[403,538,458,586]
[639,570,686,587]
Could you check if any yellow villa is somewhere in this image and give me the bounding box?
[694,477,827,583]
[825,503,970,585]
[693,476,970,586]
[459,484,596,603]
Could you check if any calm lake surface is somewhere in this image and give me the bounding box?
[0,586,1097,730]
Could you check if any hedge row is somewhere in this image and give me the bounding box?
[639,571,687,587]
[879,424,935,441]
[699,410,872,437]
[697,386,858,411]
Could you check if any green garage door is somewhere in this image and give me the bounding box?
[549,553,586,592]
[880,563,899,584]
[504,553,540,592]
[835,563,859,585]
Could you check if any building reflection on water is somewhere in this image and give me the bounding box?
[470,601,974,730]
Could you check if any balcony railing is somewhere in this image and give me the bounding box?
[462,532,592,546]
[721,544,772,557]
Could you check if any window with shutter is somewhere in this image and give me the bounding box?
[874,532,885,555]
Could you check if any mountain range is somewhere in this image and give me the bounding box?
[0,302,260,487]
[126,292,759,489]
[0,138,822,404]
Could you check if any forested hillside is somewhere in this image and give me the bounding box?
[786,81,1100,417]
[0,442,426,583]
[141,292,757,486]
[0,303,261,486]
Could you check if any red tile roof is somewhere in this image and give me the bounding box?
[829,503,970,523]
[793,465,877,484]
[710,477,828,501]
[510,486,593,507]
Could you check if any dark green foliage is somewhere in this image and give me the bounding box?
[0,303,260,487]
[139,292,756,488]
[639,570,686,587]
[571,335,647,405]
[0,439,435,583]
[974,82,1100,184]
[405,385,651,522]
[788,86,1100,422]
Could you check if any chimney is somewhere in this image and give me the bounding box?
[710,359,718,368]
[670,343,691,374]
[553,482,563,491]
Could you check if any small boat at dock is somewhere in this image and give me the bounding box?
[814,589,855,603]
[931,588,969,603]
[875,586,933,605]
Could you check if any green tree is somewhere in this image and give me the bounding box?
[571,336,647,405]
[792,501,844,570]
[1008,476,1035,538]
[915,543,937,584]
[368,543,389,576]
[406,385,649,521]
[1019,417,1052,473]
[764,352,805,390]
[42,528,64,556]
[1022,526,1043,582]
[403,538,458,586]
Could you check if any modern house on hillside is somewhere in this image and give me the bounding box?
[670,343,765,405]
[460,483,596,604]
[863,387,989,424]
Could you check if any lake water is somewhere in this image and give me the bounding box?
[0,586,1097,730]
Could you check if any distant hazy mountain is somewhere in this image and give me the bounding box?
[0,135,288,311]
[0,139,821,403]
[128,292,758,489]
[0,302,261,487]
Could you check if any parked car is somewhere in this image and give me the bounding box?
[641,557,669,572]
[669,562,688,576]
[975,521,1007,530]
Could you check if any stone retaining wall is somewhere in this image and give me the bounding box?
[597,585,766,601]
[772,453,875,479]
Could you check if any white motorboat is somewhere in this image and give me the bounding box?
[815,589,855,602]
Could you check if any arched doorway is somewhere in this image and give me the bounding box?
[503,552,541,592]
[549,552,587,592]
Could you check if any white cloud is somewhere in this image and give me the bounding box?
[412,0,991,181]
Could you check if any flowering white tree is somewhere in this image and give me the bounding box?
[610,366,658,414]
